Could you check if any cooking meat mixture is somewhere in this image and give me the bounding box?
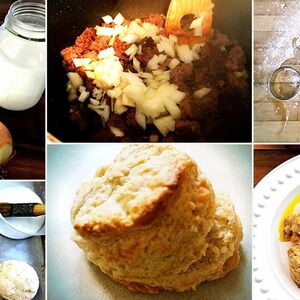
[61,13,249,142]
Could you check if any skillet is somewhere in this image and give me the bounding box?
[48,0,252,142]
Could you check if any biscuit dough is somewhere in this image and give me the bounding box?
[0,260,39,300]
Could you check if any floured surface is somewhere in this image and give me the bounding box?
[254,0,300,142]
[47,144,251,300]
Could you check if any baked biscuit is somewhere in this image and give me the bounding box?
[71,145,242,293]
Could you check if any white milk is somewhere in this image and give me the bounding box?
[0,25,45,111]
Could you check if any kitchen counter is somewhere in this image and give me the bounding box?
[0,1,45,179]
[254,0,300,142]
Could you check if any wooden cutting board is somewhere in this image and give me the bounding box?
[254,0,300,142]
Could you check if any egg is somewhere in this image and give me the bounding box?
[279,194,300,242]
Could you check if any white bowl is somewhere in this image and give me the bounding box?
[0,185,45,239]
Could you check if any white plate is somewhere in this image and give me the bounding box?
[47,144,252,300]
[253,155,300,300]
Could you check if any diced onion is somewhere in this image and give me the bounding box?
[147,55,160,70]
[153,116,175,137]
[86,71,95,79]
[114,13,125,25]
[168,58,180,70]
[96,27,115,36]
[78,91,90,102]
[114,97,128,114]
[125,44,138,56]
[193,27,203,37]
[98,47,115,59]
[158,54,167,64]
[190,16,204,29]
[135,110,146,129]
[107,87,122,99]
[73,58,91,68]
[194,87,212,99]
[121,33,139,44]
[133,57,141,73]
[109,126,124,137]
[122,94,135,107]
[168,34,178,43]
[176,44,194,63]
[102,15,114,24]
[67,72,83,90]
[79,85,86,93]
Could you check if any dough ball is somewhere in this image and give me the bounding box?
[0,260,39,300]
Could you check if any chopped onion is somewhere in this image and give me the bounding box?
[109,36,116,46]
[96,27,115,36]
[193,27,203,37]
[176,44,193,63]
[168,34,178,43]
[109,126,124,137]
[78,91,90,102]
[98,47,115,59]
[125,44,138,56]
[128,21,146,40]
[78,85,86,93]
[153,116,175,137]
[73,58,91,68]
[90,98,100,105]
[94,56,123,89]
[107,87,122,99]
[194,87,212,99]
[147,55,160,70]
[114,13,125,25]
[102,15,114,24]
[158,54,167,64]
[190,16,204,29]
[168,58,180,69]
[164,100,181,119]
[85,71,95,79]
[140,72,153,79]
[85,61,98,71]
[135,110,146,129]
[114,97,128,114]
[122,94,135,107]
[156,43,164,53]
[159,40,175,57]
[67,72,83,90]
[121,33,139,44]
[142,22,159,37]
[133,57,141,73]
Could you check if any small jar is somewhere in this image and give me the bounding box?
[0,0,45,111]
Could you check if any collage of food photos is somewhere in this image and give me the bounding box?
[0,0,299,300]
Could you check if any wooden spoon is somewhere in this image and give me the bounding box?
[165,0,214,46]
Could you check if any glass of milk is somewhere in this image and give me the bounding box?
[0,0,45,111]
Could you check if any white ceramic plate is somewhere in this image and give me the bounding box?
[47,144,252,300]
[253,155,300,300]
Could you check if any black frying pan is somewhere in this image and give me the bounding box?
[48,0,252,142]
